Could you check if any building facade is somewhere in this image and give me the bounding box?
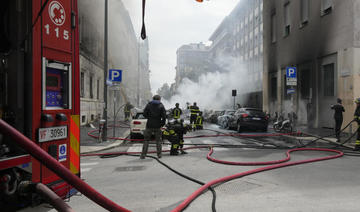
[263,0,360,131]
[78,0,151,125]
[175,43,214,89]
[208,0,264,108]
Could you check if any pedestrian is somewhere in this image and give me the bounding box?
[140,95,166,159]
[189,102,200,130]
[353,98,360,151]
[331,98,345,140]
[172,103,182,120]
[124,102,133,121]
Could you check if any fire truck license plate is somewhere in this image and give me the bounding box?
[38,126,67,142]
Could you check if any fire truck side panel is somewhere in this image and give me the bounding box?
[31,0,80,193]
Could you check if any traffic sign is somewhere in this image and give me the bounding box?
[286,67,297,86]
[286,67,296,78]
[287,88,296,94]
[109,69,122,82]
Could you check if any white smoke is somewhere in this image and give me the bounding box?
[163,55,251,111]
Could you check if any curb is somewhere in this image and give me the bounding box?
[80,129,130,154]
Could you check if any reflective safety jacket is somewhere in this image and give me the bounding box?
[195,115,203,126]
[172,107,182,119]
[189,106,200,116]
[355,105,360,124]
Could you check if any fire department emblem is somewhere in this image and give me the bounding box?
[48,1,66,26]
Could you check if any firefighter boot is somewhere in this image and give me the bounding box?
[180,149,188,154]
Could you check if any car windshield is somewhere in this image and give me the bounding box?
[135,113,145,119]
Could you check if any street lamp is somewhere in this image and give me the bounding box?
[102,0,108,142]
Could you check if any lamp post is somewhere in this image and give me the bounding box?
[102,0,108,141]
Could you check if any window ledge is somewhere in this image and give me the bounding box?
[299,20,308,29]
[321,7,332,17]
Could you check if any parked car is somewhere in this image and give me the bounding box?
[217,110,236,129]
[208,110,225,123]
[130,111,147,139]
[229,108,269,132]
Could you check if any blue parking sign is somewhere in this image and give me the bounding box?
[109,69,122,82]
[286,67,296,78]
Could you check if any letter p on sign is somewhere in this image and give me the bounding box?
[109,69,122,82]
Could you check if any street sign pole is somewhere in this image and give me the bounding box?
[232,89,237,110]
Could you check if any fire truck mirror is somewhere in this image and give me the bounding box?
[43,59,72,110]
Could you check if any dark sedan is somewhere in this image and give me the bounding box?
[229,108,269,132]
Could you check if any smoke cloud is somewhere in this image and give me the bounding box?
[163,55,252,111]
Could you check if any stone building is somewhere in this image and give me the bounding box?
[263,0,360,131]
[78,0,151,125]
[175,43,213,88]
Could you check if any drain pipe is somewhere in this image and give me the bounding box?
[35,183,75,212]
[0,119,131,212]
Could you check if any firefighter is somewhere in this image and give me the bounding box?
[176,119,190,154]
[163,121,180,155]
[172,103,182,120]
[124,102,133,121]
[354,98,360,151]
[331,98,345,140]
[189,102,200,130]
[195,111,204,130]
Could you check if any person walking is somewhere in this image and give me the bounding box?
[331,98,345,140]
[353,98,360,151]
[140,95,166,159]
[172,103,182,120]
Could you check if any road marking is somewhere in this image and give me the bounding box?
[80,168,92,173]
[81,162,99,166]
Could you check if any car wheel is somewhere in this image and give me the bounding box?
[237,122,242,133]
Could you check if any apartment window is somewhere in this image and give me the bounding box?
[81,115,86,123]
[97,79,100,99]
[284,2,291,37]
[90,75,93,99]
[323,63,335,97]
[271,76,277,100]
[300,0,309,25]
[271,12,277,43]
[80,72,85,97]
[321,0,333,16]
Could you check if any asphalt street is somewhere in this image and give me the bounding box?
[23,123,360,212]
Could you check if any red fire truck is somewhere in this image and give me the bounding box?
[0,0,80,209]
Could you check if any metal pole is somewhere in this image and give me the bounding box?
[113,92,116,138]
[137,39,140,107]
[233,96,235,110]
[102,0,108,141]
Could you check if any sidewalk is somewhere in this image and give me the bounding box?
[80,121,130,154]
[293,125,356,148]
